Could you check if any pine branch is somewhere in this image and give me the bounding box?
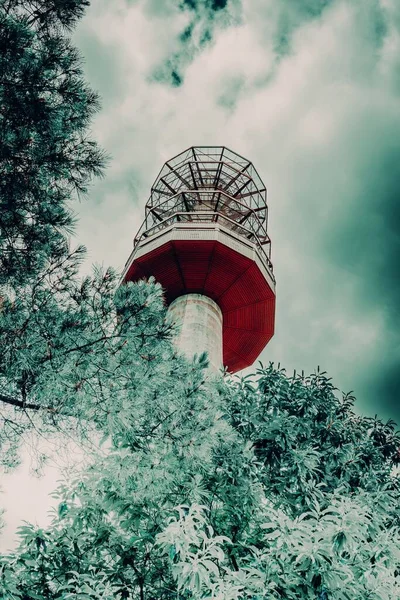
[0,391,50,412]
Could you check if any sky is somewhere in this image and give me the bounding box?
[2,0,400,549]
[72,0,400,424]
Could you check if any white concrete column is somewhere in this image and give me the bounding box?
[167,294,223,372]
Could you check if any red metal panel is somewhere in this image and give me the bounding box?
[135,243,184,302]
[138,258,181,289]
[204,244,252,300]
[224,299,275,334]
[223,342,247,373]
[173,240,214,292]
[124,238,276,373]
[219,263,274,312]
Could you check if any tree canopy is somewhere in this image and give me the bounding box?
[0,0,109,466]
[1,352,399,598]
[0,0,105,287]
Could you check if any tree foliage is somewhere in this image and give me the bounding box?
[1,354,399,598]
[0,0,108,465]
[0,0,106,286]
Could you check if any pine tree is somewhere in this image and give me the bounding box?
[0,0,111,466]
[0,0,105,286]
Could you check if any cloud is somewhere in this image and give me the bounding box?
[70,0,400,422]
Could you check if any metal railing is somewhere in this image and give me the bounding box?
[134,211,274,276]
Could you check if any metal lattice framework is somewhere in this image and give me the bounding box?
[134,146,273,273]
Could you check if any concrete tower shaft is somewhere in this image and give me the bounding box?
[122,146,276,373]
[168,294,223,372]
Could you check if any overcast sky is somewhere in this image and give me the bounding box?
[2,0,400,549]
[73,0,400,423]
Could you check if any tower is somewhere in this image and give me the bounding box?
[122,146,276,373]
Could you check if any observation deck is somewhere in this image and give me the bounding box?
[122,146,276,373]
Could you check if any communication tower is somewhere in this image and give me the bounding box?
[122,146,276,372]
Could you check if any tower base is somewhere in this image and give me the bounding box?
[167,294,223,373]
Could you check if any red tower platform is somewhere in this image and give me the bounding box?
[122,146,276,373]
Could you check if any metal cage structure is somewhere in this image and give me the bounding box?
[134,146,273,275]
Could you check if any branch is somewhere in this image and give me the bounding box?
[0,392,50,412]
[26,5,55,27]
[0,391,91,422]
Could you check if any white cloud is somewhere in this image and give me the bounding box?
[70,0,400,399]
